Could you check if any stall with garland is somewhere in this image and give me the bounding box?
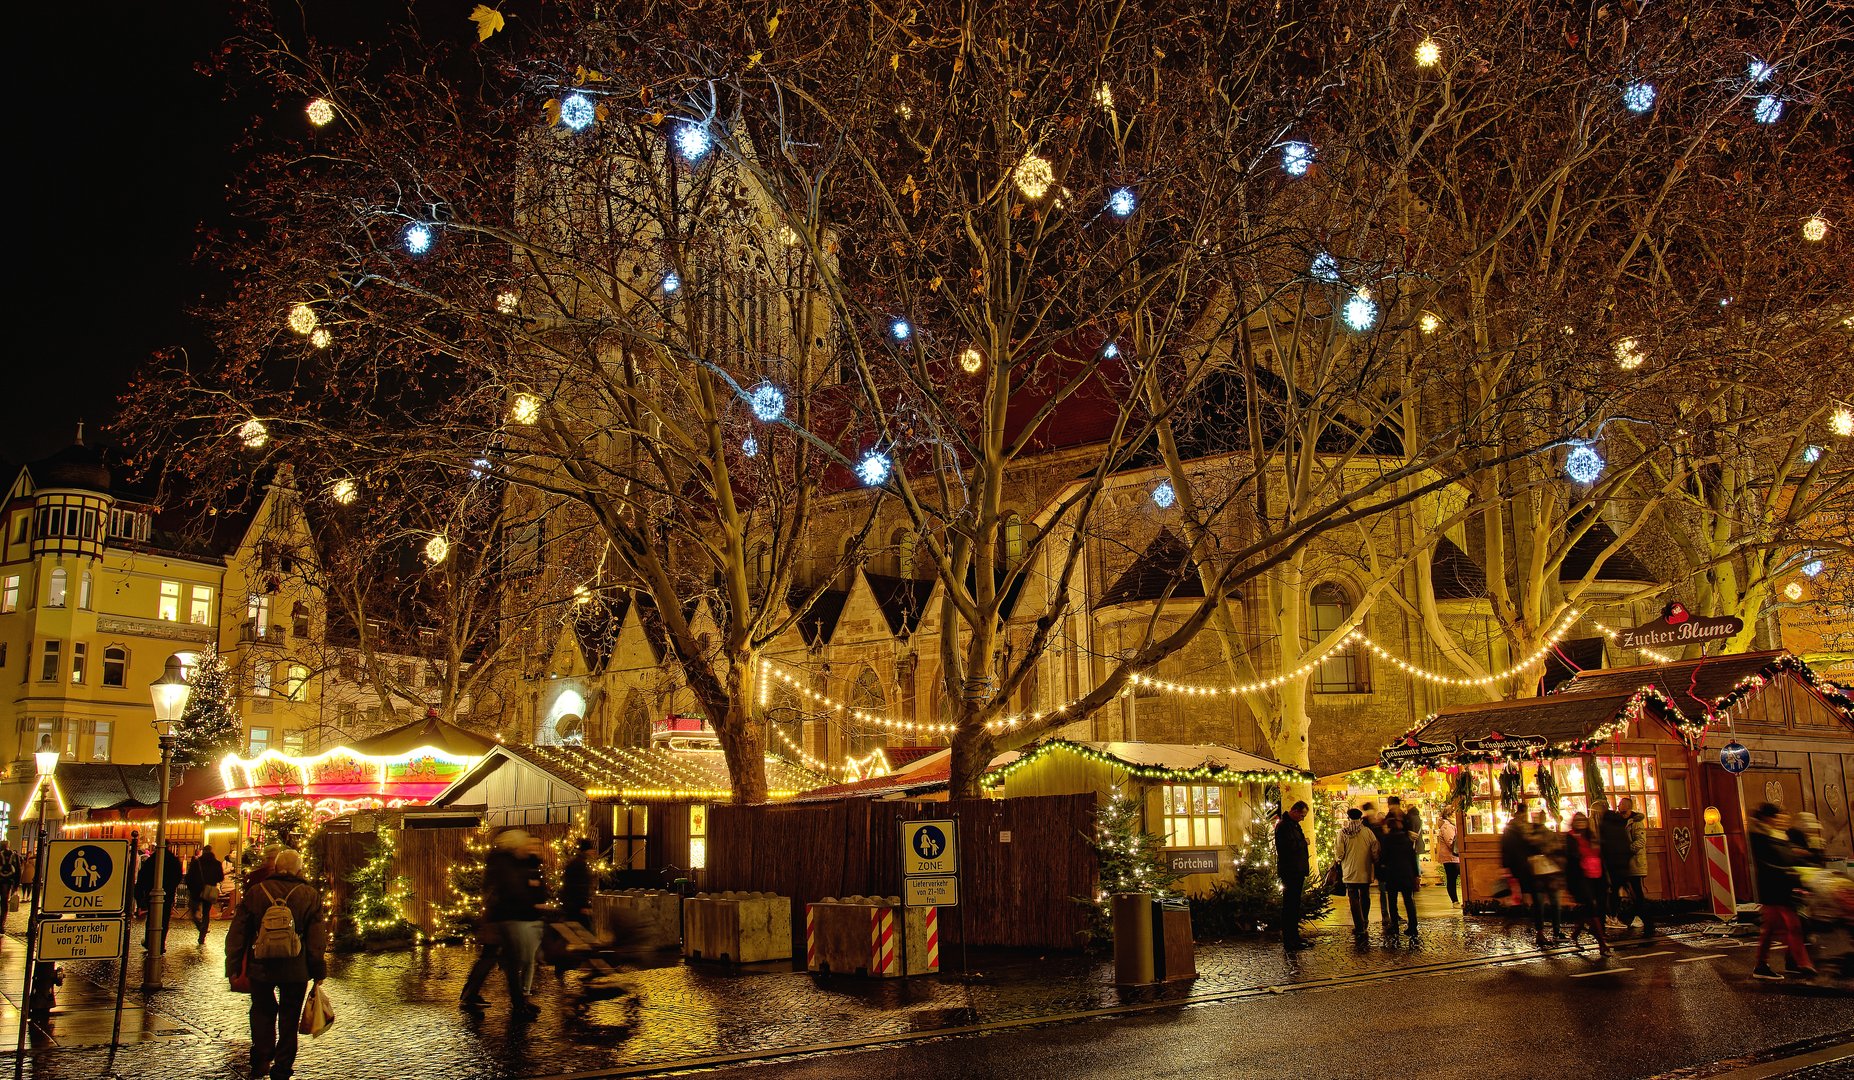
[982,739,1313,894]
[1377,650,1854,906]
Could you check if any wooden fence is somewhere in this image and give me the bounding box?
[708,793,1097,951]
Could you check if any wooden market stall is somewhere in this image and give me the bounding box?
[984,739,1313,895]
[1380,650,1854,906]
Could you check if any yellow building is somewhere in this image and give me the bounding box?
[0,440,323,839]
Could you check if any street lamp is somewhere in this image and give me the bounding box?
[142,660,191,992]
[15,735,61,1065]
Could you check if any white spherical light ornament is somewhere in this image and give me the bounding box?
[560,92,596,132]
[1748,59,1774,84]
[1107,188,1136,217]
[750,382,786,423]
[424,534,450,564]
[1282,141,1314,177]
[1802,215,1829,243]
[470,457,490,479]
[1102,341,1120,359]
[1754,95,1784,124]
[890,318,912,342]
[1565,443,1604,484]
[404,222,434,255]
[1013,153,1055,199]
[1803,559,1824,578]
[662,271,681,294]
[1152,481,1176,509]
[856,449,891,487]
[287,303,318,336]
[306,98,335,127]
[1311,252,1340,283]
[1802,444,1823,464]
[1342,291,1378,332]
[676,122,712,160]
[742,436,760,458]
[239,419,269,449]
[1622,83,1656,114]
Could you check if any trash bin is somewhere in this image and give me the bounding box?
[1153,897,1195,982]
[1112,893,1156,986]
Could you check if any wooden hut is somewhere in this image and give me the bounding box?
[984,739,1312,894]
[427,741,826,888]
[1379,650,1854,906]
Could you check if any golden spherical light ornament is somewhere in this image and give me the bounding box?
[309,327,332,349]
[1783,581,1805,602]
[1418,311,1441,335]
[1802,215,1829,243]
[424,534,450,564]
[959,348,984,374]
[1614,337,1647,371]
[1832,405,1854,438]
[306,98,335,127]
[329,478,358,505]
[1415,38,1441,68]
[239,419,269,449]
[495,291,520,315]
[508,393,541,426]
[287,303,318,336]
[1013,153,1055,199]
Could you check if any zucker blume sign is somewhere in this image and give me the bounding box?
[1617,602,1743,650]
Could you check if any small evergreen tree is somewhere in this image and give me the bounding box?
[438,824,492,939]
[1189,814,1332,938]
[1080,791,1181,942]
[338,824,416,950]
[173,649,244,771]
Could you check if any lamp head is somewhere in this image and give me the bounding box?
[150,656,193,727]
[34,733,59,777]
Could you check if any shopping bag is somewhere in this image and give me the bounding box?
[229,953,252,995]
[299,984,336,1037]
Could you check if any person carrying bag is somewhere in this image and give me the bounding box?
[226,849,329,1080]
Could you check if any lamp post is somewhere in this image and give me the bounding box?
[14,734,61,1071]
[141,660,191,992]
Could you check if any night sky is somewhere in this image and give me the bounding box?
[6,6,238,468]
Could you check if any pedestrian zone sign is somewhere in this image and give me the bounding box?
[36,916,126,961]
[901,820,956,876]
[41,839,131,914]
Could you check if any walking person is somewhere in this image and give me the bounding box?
[1337,808,1380,943]
[460,829,550,1018]
[1361,802,1392,926]
[1404,807,1426,884]
[187,846,227,946]
[1378,812,1419,940]
[1274,801,1312,949]
[1525,808,1565,945]
[0,840,21,916]
[225,849,328,1080]
[1562,813,1610,956]
[1435,811,1461,904]
[560,838,596,931]
[134,844,184,951]
[1749,804,1818,981]
[1618,797,1655,936]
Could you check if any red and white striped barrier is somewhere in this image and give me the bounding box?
[805,903,817,968]
[805,897,937,977]
[870,906,897,975]
[923,905,939,972]
[1704,830,1735,920]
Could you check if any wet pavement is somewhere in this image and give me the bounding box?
[0,891,1834,1079]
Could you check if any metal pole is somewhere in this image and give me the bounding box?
[141,734,174,991]
[104,829,140,1077]
[14,784,51,1080]
[953,812,968,979]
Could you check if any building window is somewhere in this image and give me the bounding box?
[1001,513,1024,567]
[70,642,87,685]
[753,543,772,583]
[1460,757,1663,835]
[91,721,112,761]
[892,528,917,578]
[249,727,271,755]
[63,722,78,759]
[253,663,273,696]
[0,643,7,667]
[285,664,309,701]
[102,646,127,687]
[79,571,92,610]
[190,586,214,626]
[246,594,271,638]
[40,640,61,682]
[47,568,67,609]
[338,655,359,683]
[688,804,708,870]
[158,581,181,621]
[10,515,25,543]
[291,601,310,638]
[1159,784,1224,848]
[2,575,19,613]
[1309,583,1369,693]
[612,805,649,871]
[283,729,307,754]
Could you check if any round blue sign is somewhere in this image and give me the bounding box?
[911,825,947,861]
[1719,741,1751,775]
[58,844,114,893]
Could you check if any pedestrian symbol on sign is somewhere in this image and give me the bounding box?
[60,845,112,893]
[913,825,945,861]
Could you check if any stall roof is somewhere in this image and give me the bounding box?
[987,739,1313,786]
[434,743,829,804]
[1554,650,1854,721]
[50,764,163,812]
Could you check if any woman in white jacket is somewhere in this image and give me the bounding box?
[1337,807,1381,942]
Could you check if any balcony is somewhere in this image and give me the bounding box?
[239,622,287,645]
[94,614,215,645]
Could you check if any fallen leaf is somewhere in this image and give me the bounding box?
[544,99,561,126]
[767,12,780,36]
[746,50,763,69]
[467,5,506,41]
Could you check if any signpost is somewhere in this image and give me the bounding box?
[43,840,131,914]
[36,916,126,961]
[1617,603,1744,651]
[1719,741,1751,775]
[899,817,962,976]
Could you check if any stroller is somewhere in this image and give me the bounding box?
[542,908,651,1017]
[1796,866,1854,983]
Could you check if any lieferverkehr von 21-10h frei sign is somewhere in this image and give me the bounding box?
[1616,604,1744,651]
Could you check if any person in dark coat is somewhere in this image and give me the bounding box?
[1273,802,1311,949]
[1749,804,1817,980]
[134,846,185,950]
[1500,808,1539,937]
[225,849,328,1080]
[460,829,551,1018]
[1595,799,1629,922]
[560,838,596,929]
[1377,813,1419,938]
[186,847,228,945]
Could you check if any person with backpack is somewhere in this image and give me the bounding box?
[186,847,227,946]
[226,849,328,1080]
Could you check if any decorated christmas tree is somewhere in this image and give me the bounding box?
[338,823,417,950]
[172,649,244,772]
[1080,791,1181,942]
[1189,814,1332,938]
[438,823,493,939]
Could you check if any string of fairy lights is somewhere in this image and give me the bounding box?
[758,607,1706,746]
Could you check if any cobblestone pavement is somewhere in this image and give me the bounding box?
[0,894,1700,1080]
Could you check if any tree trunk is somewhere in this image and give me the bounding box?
[948,712,997,799]
[707,655,769,804]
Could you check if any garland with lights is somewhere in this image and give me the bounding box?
[437,823,494,940]
[983,738,1313,790]
[337,822,417,951]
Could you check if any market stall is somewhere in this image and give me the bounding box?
[1378,650,1854,906]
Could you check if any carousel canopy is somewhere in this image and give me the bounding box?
[350,711,499,758]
